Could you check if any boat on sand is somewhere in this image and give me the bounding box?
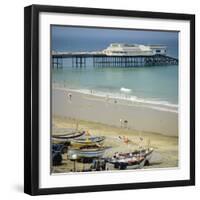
[107,148,153,170]
[52,131,85,143]
[68,146,110,159]
[70,136,105,148]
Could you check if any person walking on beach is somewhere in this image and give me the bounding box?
[68,93,72,101]
[124,120,128,128]
[120,119,122,128]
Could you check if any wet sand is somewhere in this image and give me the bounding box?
[52,87,178,136]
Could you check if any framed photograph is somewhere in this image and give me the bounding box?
[24,4,195,195]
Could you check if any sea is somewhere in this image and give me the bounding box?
[52,62,178,113]
[52,26,178,113]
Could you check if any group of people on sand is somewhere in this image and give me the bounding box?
[66,90,120,105]
[105,95,118,104]
[118,135,131,144]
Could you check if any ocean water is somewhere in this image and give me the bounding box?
[52,62,178,112]
[52,26,179,112]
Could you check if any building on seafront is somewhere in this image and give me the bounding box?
[102,43,167,56]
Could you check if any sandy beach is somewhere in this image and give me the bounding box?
[52,116,178,173]
[52,87,178,173]
[52,87,178,136]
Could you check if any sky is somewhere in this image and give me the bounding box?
[51,26,178,58]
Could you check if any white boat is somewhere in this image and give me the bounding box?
[52,131,85,144]
[108,148,154,170]
[71,136,105,148]
[68,147,110,159]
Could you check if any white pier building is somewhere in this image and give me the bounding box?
[102,43,167,56]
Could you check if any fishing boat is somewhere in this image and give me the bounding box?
[108,148,153,170]
[68,146,110,159]
[114,148,154,160]
[52,131,85,143]
[70,136,105,148]
[109,155,147,170]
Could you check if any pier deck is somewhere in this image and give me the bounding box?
[52,51,178,68]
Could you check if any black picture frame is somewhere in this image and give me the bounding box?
[24,4,195,196]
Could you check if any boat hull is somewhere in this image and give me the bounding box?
[68,147,109,159]
[108,148,153,170]
[70,136,105,148]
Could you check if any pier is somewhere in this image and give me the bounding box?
[52,52,178,68]
[52,43,178,68]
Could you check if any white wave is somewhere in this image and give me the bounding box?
[54,85,178,113]
[147,106,178,113]
[120,87,132,93]
[129,96,178,108]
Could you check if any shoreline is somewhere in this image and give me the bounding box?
[52,87,178,136]
[52,83,178,113]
